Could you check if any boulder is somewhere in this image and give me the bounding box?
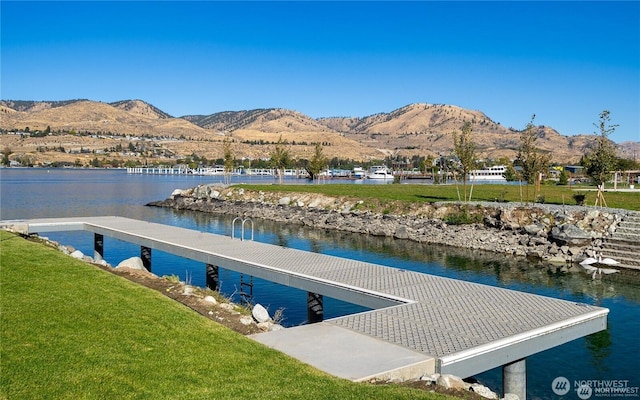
[523,224,543,235]
[278,197,291,206]
[436,374,469,390]
[96,259,109,267]
[550,224,592,246]
[470,383,499,399]
[308,198,322,208]
[420,373,440,384]
[394,225,410,239]
[568,246,582,256]
[116,256,147,271]
[544,255,568,265]
[193,185,210,199]
[252,303,271,323]
[203,295,217,304]
[170,188,189,199]
[70,250,85,259]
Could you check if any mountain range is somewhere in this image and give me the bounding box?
[1,99,637,164]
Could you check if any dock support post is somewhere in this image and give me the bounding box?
[206,264,219,291]
[94,233,104,261]
[503,358,526,400]
[307,292,323,323]
[141,246,152,272]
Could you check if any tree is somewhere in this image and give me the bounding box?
[270,135,292,184]
[223,138,234,185]
[516,115,550,204]
[421,155,434,174]
[584,110,618,206]
[496,157,516,181]
[558,169,569,185]
[306,143,328,181]
[452,121,477,201]
[1,147,12,166]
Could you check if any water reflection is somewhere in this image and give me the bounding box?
[586,328,612,375]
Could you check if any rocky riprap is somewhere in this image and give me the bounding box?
[148,184,639,270]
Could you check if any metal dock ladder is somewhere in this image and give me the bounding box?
[232,217,255,304]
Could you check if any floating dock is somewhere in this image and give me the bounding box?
[1,216,609,398]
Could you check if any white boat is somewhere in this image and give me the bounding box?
[366,165,393,180]
[197,166,226,175]
[352,167,365,179]
[468,165,507,181]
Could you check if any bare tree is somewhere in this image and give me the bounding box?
[516,115,550,204]
[452,121,477,202]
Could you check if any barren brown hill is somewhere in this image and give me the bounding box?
[109,99,173,119]
[0,99,87,112]
[182,108,383,160]
[1,99,633,166]
[1,100,210,139]
[0,101,383,163]
[318,103,596,163]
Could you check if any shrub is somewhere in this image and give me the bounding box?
[444,206,483,225]
[573,193,587,206]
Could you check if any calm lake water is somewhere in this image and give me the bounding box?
[1,168,638,399]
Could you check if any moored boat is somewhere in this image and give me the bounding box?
[352,167,365,179]
[468,165,507,181]
[366,165,393,180]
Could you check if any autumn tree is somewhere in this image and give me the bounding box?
[452,121,477,201]
[270,135,292,184]
[306,142,328,181]
[516,115,550,203]
[1,147,13,166]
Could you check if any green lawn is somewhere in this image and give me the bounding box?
[238,183,640,211]
[0,231,452,400]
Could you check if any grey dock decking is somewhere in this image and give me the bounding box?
[2,216,608,392]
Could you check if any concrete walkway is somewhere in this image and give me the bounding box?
[250,323,434,382]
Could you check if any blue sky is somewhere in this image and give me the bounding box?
[2,1,638,143]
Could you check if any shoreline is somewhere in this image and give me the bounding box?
[148,184,639,270]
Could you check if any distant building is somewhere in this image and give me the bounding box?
[564,166,584,174]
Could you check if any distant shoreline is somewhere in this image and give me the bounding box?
[148,184,639,270]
